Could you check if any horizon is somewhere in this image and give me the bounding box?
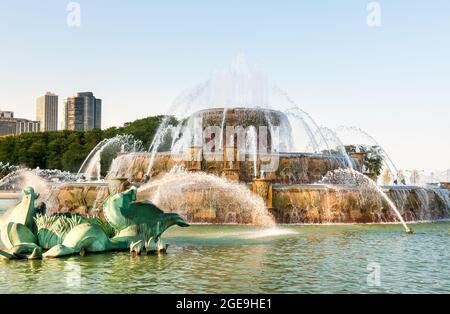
[0,1,449,173]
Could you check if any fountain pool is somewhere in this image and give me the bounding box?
[1,222,449,294]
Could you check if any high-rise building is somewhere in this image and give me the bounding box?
[0,111,40,136]
[62,92,102,131]
[36,92,58,131]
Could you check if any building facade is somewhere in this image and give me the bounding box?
[0,111,14,119]
[0,111,40,136]
[36,92,58,131]
[63,92,102,131]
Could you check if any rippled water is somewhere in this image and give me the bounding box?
[1,214,449,293]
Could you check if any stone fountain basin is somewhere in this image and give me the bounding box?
[1,181,449,225]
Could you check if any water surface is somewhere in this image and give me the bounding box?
[1,212,449,293]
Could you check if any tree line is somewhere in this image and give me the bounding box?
[0,116,168,173]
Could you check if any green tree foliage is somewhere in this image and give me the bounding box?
[345,145,385,176]
[0,115,172,172]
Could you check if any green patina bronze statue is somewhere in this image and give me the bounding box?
[0,186,189,260]
[102,187,190,255]
[0,187,42,259]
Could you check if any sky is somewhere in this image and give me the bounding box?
[0,0,449,173]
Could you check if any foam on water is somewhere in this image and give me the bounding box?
[238,227,298,239]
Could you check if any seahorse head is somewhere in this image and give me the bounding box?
[103,187,137,230]
[23,186,40,201]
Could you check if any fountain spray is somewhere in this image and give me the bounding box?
[322,169,413,234]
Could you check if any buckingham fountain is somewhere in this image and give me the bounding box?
[75,106,449,227]
[1,56,450,260]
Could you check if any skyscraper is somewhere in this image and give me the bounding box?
[36,92,58,131]
[62,92,102,131]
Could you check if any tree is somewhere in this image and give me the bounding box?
[345,144,384,177]
[61,142,89,172]
[27,141,47,168]
[0,115,173,173]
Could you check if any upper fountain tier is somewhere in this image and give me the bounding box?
[107,56,357,182]
[169,107,294,155]
[160,55,337,155]
[107,106,355,183]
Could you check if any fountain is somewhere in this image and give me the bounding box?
[78,134,143,181]
[41,59,439,234]
[1,55,449,238]
[335,126,399,180]
[137,167,275,226]
[321,169,412,233]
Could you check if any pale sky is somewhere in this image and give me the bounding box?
[0,1,449,173]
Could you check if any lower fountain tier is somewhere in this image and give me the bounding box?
[270,185,450,223]
[33,182,450,224]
